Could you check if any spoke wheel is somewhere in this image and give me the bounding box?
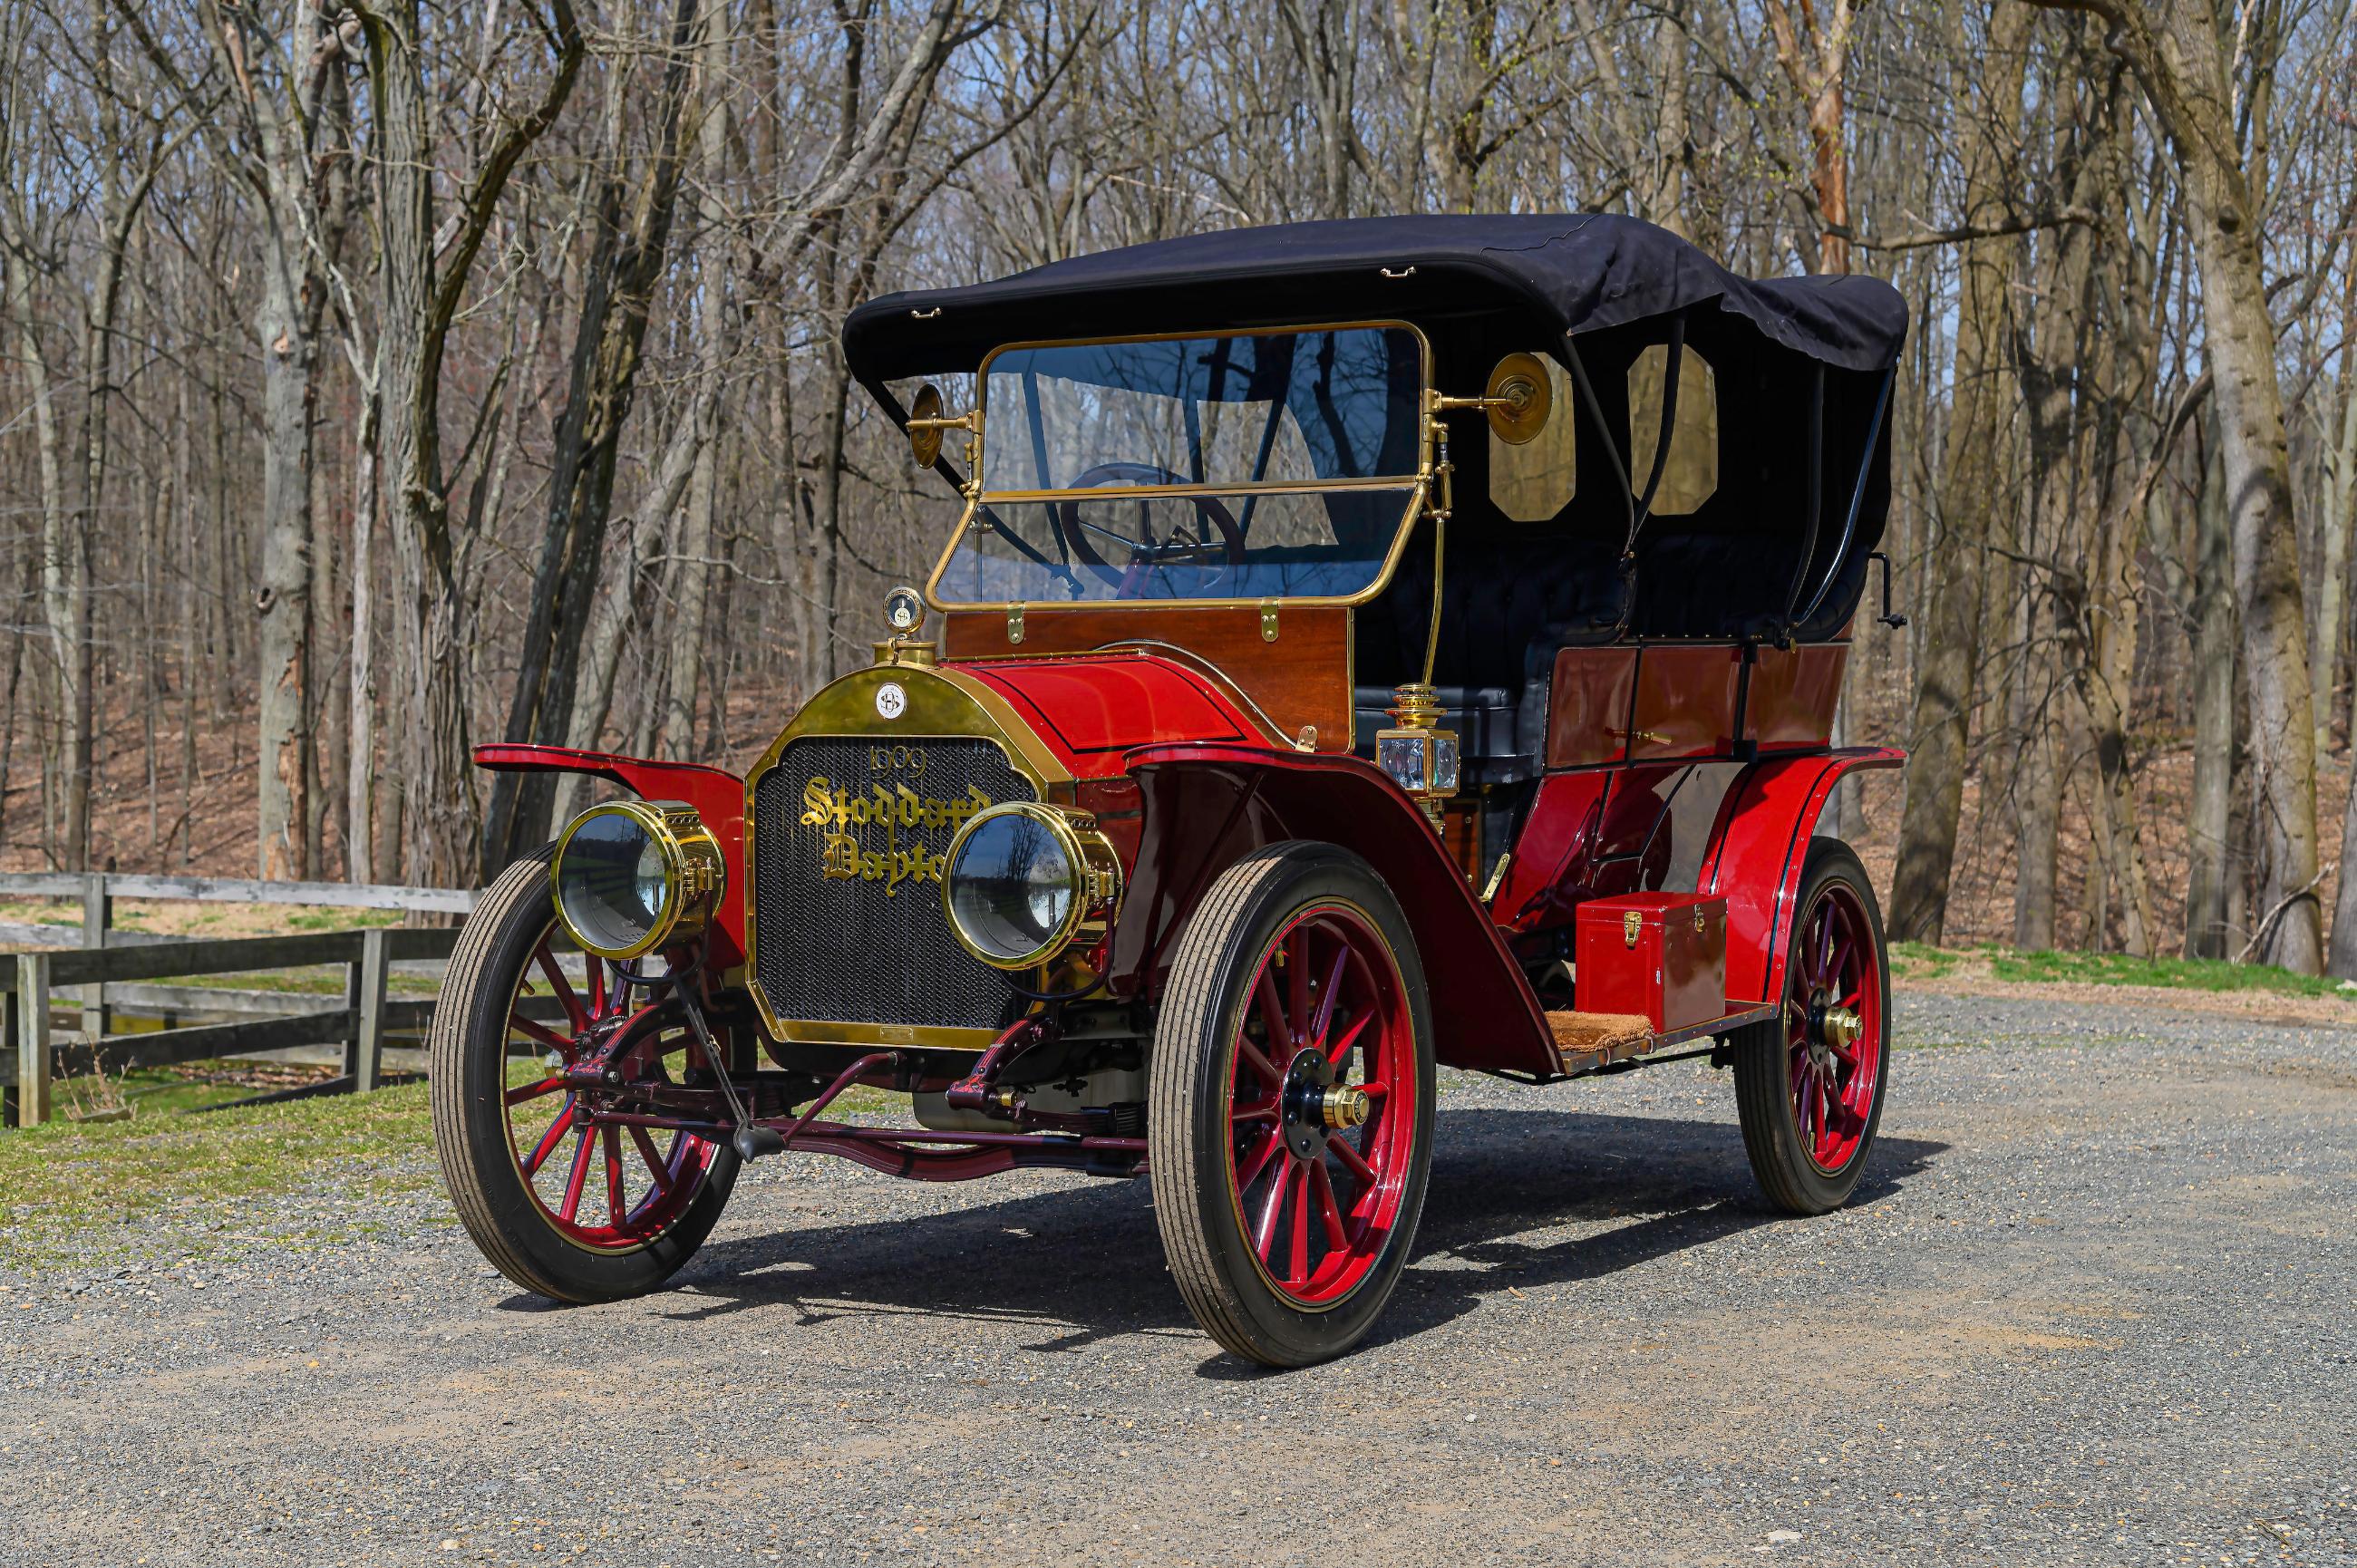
[1151,842,1434,1367]
[1733,837,1890,1215]
[432,847,738,1302]
[1226,905,1416,1306]
[499,933,722,1252]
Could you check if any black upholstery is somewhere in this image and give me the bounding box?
[1351,685,1537,788]
[1356,528,1626,690]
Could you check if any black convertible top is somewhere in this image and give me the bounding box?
[842,213,1907,382]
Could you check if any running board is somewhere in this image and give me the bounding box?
[1544,1002,1780,1077]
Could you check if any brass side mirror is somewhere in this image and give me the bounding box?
[906,383,980,469]
[1430,352,1553,445]
[1482,353,1552,445]
[907,384,946,467]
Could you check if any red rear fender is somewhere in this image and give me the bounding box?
[1699,747,1905,1004]
[471,743,748,970]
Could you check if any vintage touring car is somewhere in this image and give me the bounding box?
[433,214,1908,1366]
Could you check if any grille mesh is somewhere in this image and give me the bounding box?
[752,736,1034,1032]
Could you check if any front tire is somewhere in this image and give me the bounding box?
[1733,836,1890,1214]
[1149,842,1436,1367]
[432,847,738,1303]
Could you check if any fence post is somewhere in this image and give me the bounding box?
[81,872,111,1040]
[16,953,51,1128]
[353,928,390,1093]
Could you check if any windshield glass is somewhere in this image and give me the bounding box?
[932,324,1425,605]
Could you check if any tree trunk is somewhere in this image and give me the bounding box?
[0,244,73,863]
[2028,0,2322,969]
[2323,294,2357,973]
[2311,354,2354,760]
[2185,427,2236,958]
[254,254,315,879]
[360,0,580,886]
[1888,5,2031,944]
[2180,117,2318,969]
[347,399,378,884]
[480,0,702,877]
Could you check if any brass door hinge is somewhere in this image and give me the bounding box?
[1259,600,1279,642]
[1007,603,1025,644]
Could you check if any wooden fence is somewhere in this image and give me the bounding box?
[0,873,483,1129]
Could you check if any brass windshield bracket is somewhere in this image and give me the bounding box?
[1259,600,1279,642]
[1006,603,1026,645]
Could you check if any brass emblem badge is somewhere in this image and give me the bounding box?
[800,766,993,895]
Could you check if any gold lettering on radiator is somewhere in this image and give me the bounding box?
[799,775,994,895]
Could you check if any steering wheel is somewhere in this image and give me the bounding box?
[1052,462,1246,595]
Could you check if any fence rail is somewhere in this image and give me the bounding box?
[0,871,477,914]
[0,873,485,1129]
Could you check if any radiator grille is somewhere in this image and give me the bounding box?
[751,736,1034,1033]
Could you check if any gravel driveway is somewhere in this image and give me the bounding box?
[5,986,2352,1567]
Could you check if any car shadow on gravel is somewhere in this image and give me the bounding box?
[594,1109,1945,1370]
[1343,1113,1945,1368]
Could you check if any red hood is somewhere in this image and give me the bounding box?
[953,650,1278,778]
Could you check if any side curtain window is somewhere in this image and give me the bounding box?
[1486,353,1576,522]
[1627,344,1718,516]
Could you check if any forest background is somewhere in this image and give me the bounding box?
[1,0,2352,970]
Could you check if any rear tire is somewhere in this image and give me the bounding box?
[1149,842,1435,1367]
[432,847,737,1303]
[1733,837,1890,1215]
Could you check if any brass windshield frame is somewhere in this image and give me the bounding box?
[922,319,1436,613]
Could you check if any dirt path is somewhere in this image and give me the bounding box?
[4,986,2352,1566]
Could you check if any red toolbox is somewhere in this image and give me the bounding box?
[1575,892,1728,1033]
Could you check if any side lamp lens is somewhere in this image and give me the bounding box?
[1377,731,1430,792]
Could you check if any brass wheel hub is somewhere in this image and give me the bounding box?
[1799,988,1863,1060]
[1321,1085,1372,1128]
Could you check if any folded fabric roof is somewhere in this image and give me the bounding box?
[842,213,1908,382]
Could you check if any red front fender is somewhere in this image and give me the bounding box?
[1699,746,1905,1005]
[471,743,748,971]
[1113,742,1561,1079]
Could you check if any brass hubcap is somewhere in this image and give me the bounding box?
[1321,1085,1372,1129]
[1817,1002,1863,1051]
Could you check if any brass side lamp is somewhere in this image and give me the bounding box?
[1376,682,1459,828]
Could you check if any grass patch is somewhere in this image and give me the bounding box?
[0,1079,438,1268]
[1893,939,2347,999]
[0,1072,910,1271]
[1985,947,2347,998]
[1889,941,1963,982]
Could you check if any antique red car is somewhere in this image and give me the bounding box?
[432,215,1907,1366]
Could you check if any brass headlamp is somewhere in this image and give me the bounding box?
[940,802,1122,972]
[550,800,725,960]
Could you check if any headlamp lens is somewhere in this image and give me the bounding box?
[553,807,675,957]
[944,807,1078,967]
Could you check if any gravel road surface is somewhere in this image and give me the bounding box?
[4,987,2352,1567]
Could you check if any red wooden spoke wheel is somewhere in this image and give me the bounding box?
[1224,903,1417,1307]
[1735,837,1891,1214]
[499,934,723,1252]
[1784,879,1883,1174]
[1151,842,1435,1367]
[432,847,738,1303]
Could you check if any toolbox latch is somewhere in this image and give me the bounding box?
[1623,909,1641,947]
